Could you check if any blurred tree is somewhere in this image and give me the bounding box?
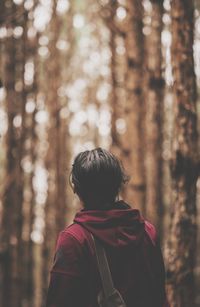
[0,2,27,307]
[122,0,146,212]
[166,1,199,306]
[109,1,120,152]
[21,7,39,307]
[108,2,128,160]
[143,0,164,230]
[100,0,146,211]
[42,1,74,304]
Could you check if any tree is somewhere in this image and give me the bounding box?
[102,0,146,212]
[0,2,27,306]
[122,0,146,211]
[143,0,164,230]
[21,8,38,307]
[42,1,74,304]
[166,1,199,306]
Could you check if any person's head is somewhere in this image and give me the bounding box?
[70,147,129,210]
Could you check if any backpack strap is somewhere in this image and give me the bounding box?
[91,234,115,300]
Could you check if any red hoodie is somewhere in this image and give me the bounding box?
[46,201,169,307]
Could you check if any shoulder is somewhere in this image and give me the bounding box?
[51,224,90,276]
[56,223,92,252]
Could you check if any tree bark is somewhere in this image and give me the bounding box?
[122,0,146,211]
[108,2,124,156]
[144,0,164,230]
[42,1,74,305]
[42,3,64,302]
[0,2,26,307]
[21,14,38,307]
[166,1,199,306]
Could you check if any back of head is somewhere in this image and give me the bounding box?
[71,148,128,210]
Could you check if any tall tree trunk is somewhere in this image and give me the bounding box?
[109,24,127,159]
[122,0,145,211]
[109,2,119,154]
[166,1,199,306]
[42,3,63,303]
[107,0,146,211]
[0,2,26,307]
[21,17,38,307]
[144,0,164,230]
[42,1,73,305]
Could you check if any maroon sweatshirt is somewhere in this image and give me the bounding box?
[46,200,169,307]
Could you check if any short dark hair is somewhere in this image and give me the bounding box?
[70,148,129,209]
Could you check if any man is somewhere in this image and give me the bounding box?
[46,147,169,307]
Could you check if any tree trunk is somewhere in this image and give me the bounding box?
[21,15,38,307]
[122,0,145,211]
[109,23,127,160]
[0,2,26,307]
[42,1,73,305]
[166,1,199,306]
[42,4,63,303]
[144,0,164,230]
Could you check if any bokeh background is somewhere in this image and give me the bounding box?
[0,0,200,306]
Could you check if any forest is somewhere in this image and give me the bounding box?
[0,0,200,306]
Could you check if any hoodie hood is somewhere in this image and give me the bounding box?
[74,200,145,247]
